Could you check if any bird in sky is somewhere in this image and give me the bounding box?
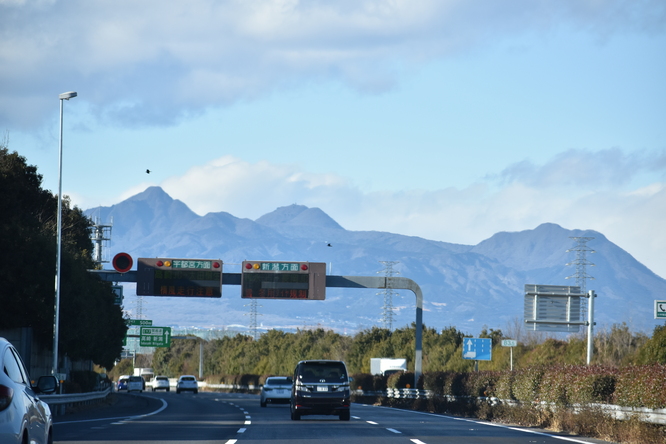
[146,169,151,174]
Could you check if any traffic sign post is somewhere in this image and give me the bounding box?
[655,301,666,319]
[501,339,517,370]
[139,326,172,347]
[462,338,492,362]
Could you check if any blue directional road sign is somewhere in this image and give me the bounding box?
[462,338,492,361]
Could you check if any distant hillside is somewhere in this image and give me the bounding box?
[85,186,666,335]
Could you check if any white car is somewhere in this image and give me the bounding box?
[127,375,144,392]
[176,375,198,394]
[0,337,57,444]
[150,375,170,392]
[260,376,292,407]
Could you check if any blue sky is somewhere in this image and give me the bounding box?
[2,1,666,279]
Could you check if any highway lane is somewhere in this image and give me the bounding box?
[53,391,614,444]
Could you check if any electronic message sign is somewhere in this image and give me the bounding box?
[241,261,326,300]
[136,258,222,297]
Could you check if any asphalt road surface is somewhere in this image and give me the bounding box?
[53,391,615,444]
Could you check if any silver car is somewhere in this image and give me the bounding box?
[260,376,293,407]
[0,337,57,444]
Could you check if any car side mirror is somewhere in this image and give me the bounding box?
[34,375,59,395]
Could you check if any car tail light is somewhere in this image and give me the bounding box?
[0,384,14,411]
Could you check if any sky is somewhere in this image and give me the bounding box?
[2,0,666,280]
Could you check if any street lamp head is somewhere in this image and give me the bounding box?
[59,91,77,100]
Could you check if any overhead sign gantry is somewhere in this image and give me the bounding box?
[90,256,423,386]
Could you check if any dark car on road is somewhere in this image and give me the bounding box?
[290,360,350,421]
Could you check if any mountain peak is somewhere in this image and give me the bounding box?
[127,186,174,205]
[255,204,343,231]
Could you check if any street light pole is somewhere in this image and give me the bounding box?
[53,91,77,376]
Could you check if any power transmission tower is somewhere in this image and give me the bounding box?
[244,299,262,340]
[566,236,595,316]
[377,261,399,330]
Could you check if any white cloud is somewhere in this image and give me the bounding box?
[1,0,663,129]
[158,149,666,278]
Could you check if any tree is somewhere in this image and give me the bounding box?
[0,146,127,369]
[636,325,666,365]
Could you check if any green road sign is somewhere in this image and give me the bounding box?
[128,319,153,326]
[655,300,666,319]
[140,326,172,347]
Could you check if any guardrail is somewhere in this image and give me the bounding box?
[353,388,666,425]
[40,387,112,415]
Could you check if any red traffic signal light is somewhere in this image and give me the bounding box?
[112,253,133,273]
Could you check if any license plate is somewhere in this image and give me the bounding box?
[317,386,328,392]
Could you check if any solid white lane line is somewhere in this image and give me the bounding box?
[54,398,168,425]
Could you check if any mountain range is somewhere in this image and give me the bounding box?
[84,186,665,336]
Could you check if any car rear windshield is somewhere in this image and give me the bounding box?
[181,376,195,381]
[156,376,168,381]
[298,362,347,383]
[266,377,291,386]
[129,376,143,382]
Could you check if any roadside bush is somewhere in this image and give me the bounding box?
[568,366,616,405]
[387,371,415,388]
[614,364,666,408]
[494,370,516,400]
[539,366,570,406]
[463,370,499,397]
[512,366,545,402]
[423,371,446,395]
[351,373,374,391]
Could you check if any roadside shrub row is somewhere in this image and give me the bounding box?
[354,364,666,409]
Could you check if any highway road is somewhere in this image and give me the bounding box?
[53,391,613,444]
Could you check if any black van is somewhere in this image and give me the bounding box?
[290,360,351,421]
